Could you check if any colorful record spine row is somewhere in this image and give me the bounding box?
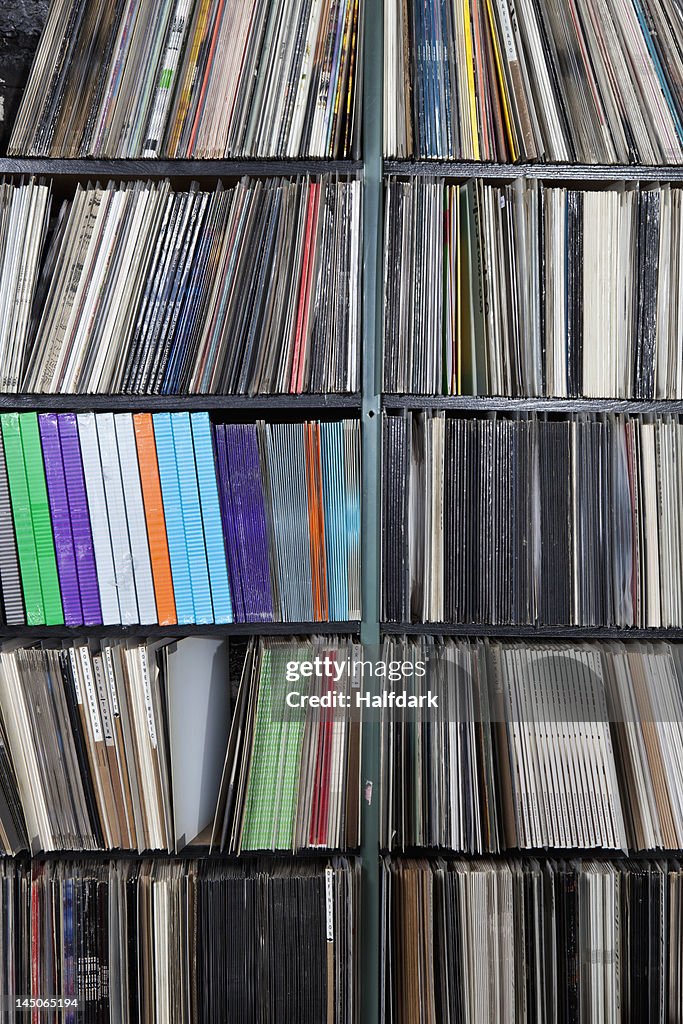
[0,411,361,628]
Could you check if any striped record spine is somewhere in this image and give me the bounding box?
[0,428,24,624]
[77,412,120,625]
[18,413,64,625]
[113,413,158,625]
[0,412,44,625]
[304,422,329,622]
[152,412,194,624]
[170,411,213,624]
[94,413,139,626]
[190,412,233,624]
[57,414,102,626]
[321,421,348,622]
[132,413,176,625]
[213,424,246,622]
[38,413,82,626]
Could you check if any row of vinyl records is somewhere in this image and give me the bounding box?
[0,857,359,1024]
[6,632,683,857]
[10,170,683,401]
[0,638,361,855]
[8,0,363,159]
[382,639,683,853]
[383,411,683,627]
[0,177,360,395]
[384,178,683,398]
[0,412,361,627]
[3,853,683,1024]
[384,857,683,1024]
[384,0,683,163]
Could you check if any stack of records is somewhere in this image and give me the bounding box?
[10,0,363,158]
[384,178,683,398]
[384,0,683,163]
[0,638,230,853]
[0,716,25,855]
[383,410,683,627]
[213,638,361,853]
[381,638,683,853]
[11,176,360,396]
[0,856,359,1024]
[383,856,683,1023]
[0,411,361,627]
[214,419,361,623]
[197,857,359,1024]
[0,410,232,628]
[0,179,50,393]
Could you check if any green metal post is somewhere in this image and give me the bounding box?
[360,0,382,1021]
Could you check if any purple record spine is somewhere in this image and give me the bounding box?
[57,413,102,626]
[214,424,245,622]
[234,423,274,623]
[38,414,83,626]
[228,424,251,621]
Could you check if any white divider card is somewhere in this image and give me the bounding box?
[164,637,230,851]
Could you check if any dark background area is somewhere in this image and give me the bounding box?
[0,1,49,153]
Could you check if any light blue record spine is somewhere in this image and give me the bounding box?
[152,412,194,624]
[190,411,233,623]
[170,411,214,624]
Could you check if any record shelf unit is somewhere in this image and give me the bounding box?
[0,184,376,1016]
[377,4,683,1024]
[6,1,683,1023]
[0,0,378,1022]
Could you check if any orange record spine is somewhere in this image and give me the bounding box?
[132,413,177,625]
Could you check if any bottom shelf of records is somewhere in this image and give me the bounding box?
[383,855,683,1024]
[0,636,361,855]
[0,855,359,1024]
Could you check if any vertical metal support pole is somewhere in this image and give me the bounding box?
[360,0,382,1021]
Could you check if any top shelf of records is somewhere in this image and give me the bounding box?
[5,0,364,161]
[384,0,683,166]
[10,0,683,176]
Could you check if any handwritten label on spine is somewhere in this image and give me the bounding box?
[79,647,103,743]
[325,866,334,942]
[103,646,120,717]
[139,647,157,749]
